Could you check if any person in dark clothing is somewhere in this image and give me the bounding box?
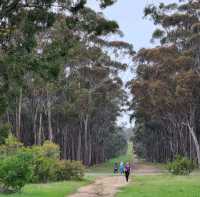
[114,162,118,174]
[124,162,131,182]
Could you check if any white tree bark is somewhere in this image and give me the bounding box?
[187,122,200,168]
[38,112,43,145]
[16,88,22,140]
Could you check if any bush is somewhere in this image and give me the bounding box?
[0,123,10,145]
[28,141,60,183]
[31,159,85,183]
[41,141,60,159]
[31,141,60,160]
[0,136,84,189]
[167,155,195,175]
[0,134,23,158]
[0,152,33,193]
[31,157,57,183]
[55,160,85,181]
[32,159,85,183]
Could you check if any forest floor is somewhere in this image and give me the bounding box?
[68,160,164,197]
[68,175,128,197]
[116,154,200,197]
[68,162,164,197]
[116,175,200,197]
[0,180,92,197]
[68,143,200,197]
[132,154,167,175]
[68,143,166,197]
[69,157,200,197]
[68,143,134,197]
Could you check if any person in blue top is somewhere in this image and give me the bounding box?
[119,161,124,175]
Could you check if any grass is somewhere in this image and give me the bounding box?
[87,142,133,173]
[117,175,200,197]
[0,179,92,197]
[136,160,167,170]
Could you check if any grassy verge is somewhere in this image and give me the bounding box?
[87,142,133,173]
[0,179,92,197]
[117,175,200,197]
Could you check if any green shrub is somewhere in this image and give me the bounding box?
[0,123,10,145]
[167,155,195,175]
[29,141,60,183]
[0,152,33,193]
[0,136,84,187]
[32,157,57,183]
[32,158,85,183]
[31,141,60,160]
[0,134,23,158]
[55,160,85,181]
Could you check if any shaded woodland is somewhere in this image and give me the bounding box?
[3,0,200,168]
[0,0,132,166]
[129,0,200,167]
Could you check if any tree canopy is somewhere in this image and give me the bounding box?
[0,0,133,166]
[129,0,200,166]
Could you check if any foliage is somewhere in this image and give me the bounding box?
[27,141,60,183]
[0,124,10,145]
[104,127,128,159]
[55,160,85,181]
[129,0,200,165]
[0,152,33,193]
[0,134,23,158]
[0,136,85,191]
[99,0,117,8]
[167,156,195,175]
[32,159,85,183]
[31,141,60,160]
[31,157,57,183]
[0,0,132,167]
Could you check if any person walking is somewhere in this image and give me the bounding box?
[119,161,124,175]
[124,162,131,182]
[113,162,118,174]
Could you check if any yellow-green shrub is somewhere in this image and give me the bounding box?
[55,160,85,181]
[31,141,60,159]
[0,134,23,158]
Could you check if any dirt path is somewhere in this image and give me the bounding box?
[68,153,166,197]
[68,175,128,197]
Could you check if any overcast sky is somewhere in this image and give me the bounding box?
[87,0,178,128]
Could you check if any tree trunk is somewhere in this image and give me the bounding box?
[63,130,67,160]
[33,104,39,145]
[84,114,89,165]
[71,132,75,160]
[38,112,43,145]
[47,90,53,142]
[16,88,22,140]
[88,134,92,166]
[77,129,82,160]
[6,110,10,124]
[187,122,200,168]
